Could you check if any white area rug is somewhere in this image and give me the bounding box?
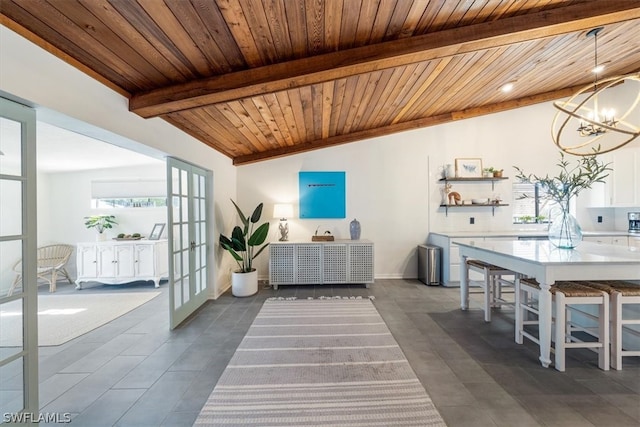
[0,292,160,347]
[195,297,447,426]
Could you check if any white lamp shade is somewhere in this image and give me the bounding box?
[273,203,294,219]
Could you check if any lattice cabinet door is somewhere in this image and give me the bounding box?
[348,243,374,283]
[269,244,295,285]
[296,244,322,283]
[323,244,348,283]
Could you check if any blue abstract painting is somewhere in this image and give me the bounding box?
[299,171,346,218]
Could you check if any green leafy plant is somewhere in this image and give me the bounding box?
[84,215,117,233]
[219,200,270,273]
[514,151,611,208]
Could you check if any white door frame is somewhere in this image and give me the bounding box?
[0,97,39,416]
[167,157,212,329]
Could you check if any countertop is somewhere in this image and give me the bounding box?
[430,230,633,238]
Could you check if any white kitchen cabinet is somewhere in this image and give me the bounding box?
[611,147,639,206]
[269,240,374,289]
[76,240,168,288]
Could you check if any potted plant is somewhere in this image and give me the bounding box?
[84,215,117,241]
[514,151,610,248]
[219,200,270,297]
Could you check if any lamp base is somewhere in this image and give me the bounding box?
[278,221,289,241]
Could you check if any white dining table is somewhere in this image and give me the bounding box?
[454,239,640,370]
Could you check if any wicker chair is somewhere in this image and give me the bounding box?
[9,244,74,295]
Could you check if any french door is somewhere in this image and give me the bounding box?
[0,98,38,417]
[167,158,212,329]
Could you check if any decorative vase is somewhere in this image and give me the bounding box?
[548,203,582,249]
[445,164,455,178]
[350,218,361,240]
[231,269,258,297]
[96,232,107,242]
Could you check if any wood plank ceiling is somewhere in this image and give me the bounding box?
[1,1,639,165]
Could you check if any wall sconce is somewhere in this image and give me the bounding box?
[273,203,293,241]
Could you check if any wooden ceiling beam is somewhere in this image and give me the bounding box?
[130,1,640,118]
[231,85,587,165]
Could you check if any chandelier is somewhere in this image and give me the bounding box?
[551,27,640,155]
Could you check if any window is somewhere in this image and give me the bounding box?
[512,183,558,224]
[91,179,166,209]
[91,197,167,209]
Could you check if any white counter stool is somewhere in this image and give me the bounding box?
[516,278,609,371]
[466,259,517,322]
[579,280,640,370]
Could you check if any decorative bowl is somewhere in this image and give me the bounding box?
[471,198,487,204]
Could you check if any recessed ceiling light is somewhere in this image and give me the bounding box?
[501,82,514,93]
[592,65,604,73]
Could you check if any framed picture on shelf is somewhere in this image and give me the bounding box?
[148,223,165,240]
[455,158,483,178]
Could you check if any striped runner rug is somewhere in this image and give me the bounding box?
[194,297,446,426]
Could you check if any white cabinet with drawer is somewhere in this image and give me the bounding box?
[76,240,168,288]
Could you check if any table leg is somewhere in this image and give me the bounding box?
[538,282,553,368]
[514,274,522,344]
[460,254,469,310]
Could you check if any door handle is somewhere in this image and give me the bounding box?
[190,241,196,251]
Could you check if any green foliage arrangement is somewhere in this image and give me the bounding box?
[514,151,611,208]
[84,215,117,234]
[219,200,270,273]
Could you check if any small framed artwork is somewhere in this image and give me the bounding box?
[148,223,165,240]
[455,158,483,178]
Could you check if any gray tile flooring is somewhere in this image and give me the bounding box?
[28,279,640,426]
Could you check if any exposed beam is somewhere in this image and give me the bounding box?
[130,1,640,118]
[232,85,587,165]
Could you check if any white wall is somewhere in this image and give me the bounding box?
[1,26,237,298]
[35,164,167,279]
[238,95,640,280]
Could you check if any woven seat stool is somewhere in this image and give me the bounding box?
[578,280,640,370]
[516,278,609,371]
[466,259,517,322]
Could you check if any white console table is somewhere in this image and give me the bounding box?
[76,239,168,288]
[269,240,374,289]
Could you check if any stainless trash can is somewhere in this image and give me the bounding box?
[417,244,441,286]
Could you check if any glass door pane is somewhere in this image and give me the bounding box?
[0,98,38,416]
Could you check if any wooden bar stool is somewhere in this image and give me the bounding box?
[466,259,517,322]
[578,280,640,370]
[516,278,609,371]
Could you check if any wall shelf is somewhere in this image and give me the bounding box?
[439,203,509,216]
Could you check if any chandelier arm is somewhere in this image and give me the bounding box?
[551,104,601,150]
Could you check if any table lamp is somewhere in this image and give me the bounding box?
[273,204,293,241]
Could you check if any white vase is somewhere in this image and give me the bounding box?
[96,233,107,242]
[445,164,455,178]
[231,269,258,297]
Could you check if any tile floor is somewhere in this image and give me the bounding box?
[26,279,640,426]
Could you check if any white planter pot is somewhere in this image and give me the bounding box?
[231,269,258,297]
[96,233,107,242]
